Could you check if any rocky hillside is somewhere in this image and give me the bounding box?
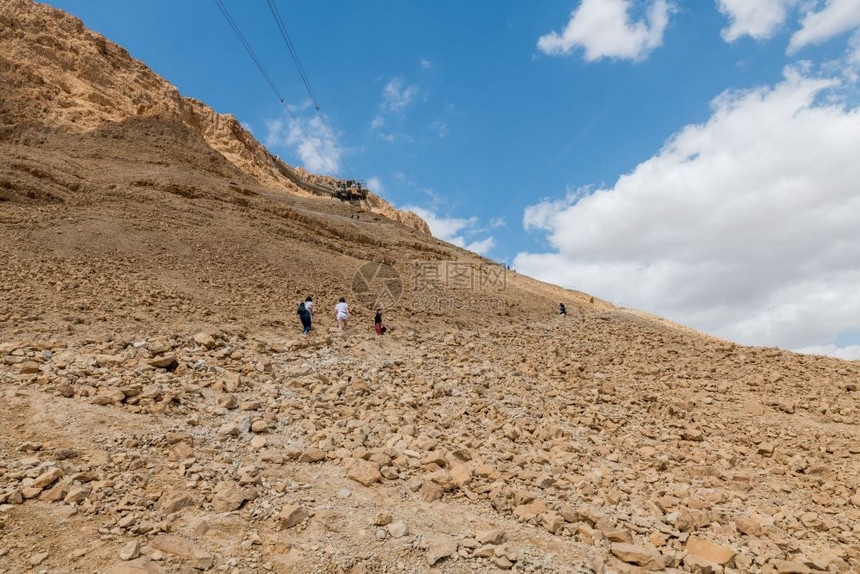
[0,1,858,574]
[0,0,428,232]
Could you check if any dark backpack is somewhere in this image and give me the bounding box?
[297,302,306,316]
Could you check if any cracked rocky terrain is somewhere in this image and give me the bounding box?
[1,1,859,573]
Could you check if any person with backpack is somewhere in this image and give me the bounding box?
[559,303,567,316]
[335,297,349,331]
[304,296,314,330]
[297,301,312,334]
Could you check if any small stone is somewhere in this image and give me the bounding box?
[685,536,735,565]
[450,464,473,487]
[513,499,546,522]
[69,548,87,559]
[606,529,634,544]
[559,504,578,523]
[32,467,64,489]
[148,355,178,369]
[211,483,254,512]
[426,535,457,565]
[250,420,268,433]
[17,441,42,452]
[193,332,216,349]
[777,400,795,413]
[476,529,506,545]
[279,504,309,529]
[55,504,77,519]
[771,560,812,574]
[682,429,704,441]
[118,514,136,529]
[387,521,409,538]
[649,531,669,547]
[735,514,764,536]
[218,395,238,409]
[172,442,194,459]
[683,553,723,574]
[373,512,392,526]
[22,487,43,499]
[148,340,170,355]
[347,460,382,487]
[743,401,766,415]
[218,422,239,437]
[118,541,140,561]
[30,551,50,565]
[609,543,666,571]
[19,361,41,374]
[150,534,211,565]
[758,442,775,456]
[421,480,443,502]
[299,447,326,463]
[540,511,565,534]
[91,394,116,406]
[64,485,91,504]
[250,436,267,450]
[158,493,194,514]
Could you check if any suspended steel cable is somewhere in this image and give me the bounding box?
[264,0,355,180]
[212,0,332,172]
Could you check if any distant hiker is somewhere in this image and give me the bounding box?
[297,301,311,334]
[559,303,567,316]
[374,309,387,335]
[304,296,314,330]
[335,297,350,331]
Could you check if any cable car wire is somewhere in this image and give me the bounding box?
[212,0,328,171]
[264,0,354,180]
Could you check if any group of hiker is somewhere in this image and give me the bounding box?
[298,296,566,335]
[297,296,386,336]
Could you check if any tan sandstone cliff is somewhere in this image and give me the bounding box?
[0,0,429,234]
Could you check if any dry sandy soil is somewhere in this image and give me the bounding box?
[1,1,858,573]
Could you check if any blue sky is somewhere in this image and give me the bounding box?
[43,1,860,359]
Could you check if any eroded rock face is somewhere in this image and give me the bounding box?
[0,1,858,573]
[0,0,429,233]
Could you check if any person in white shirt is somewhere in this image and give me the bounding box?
[335,297,349,331]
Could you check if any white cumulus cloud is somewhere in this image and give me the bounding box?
[795,343,860,361]
[537,0,673,62]
[465,237,496,255]
[403,205,495,255]
[789,0,860,54]
[515,68,860,351]
[850,30,860,65]
[381,77,419,113]
[366,176,384,194]
[265,114,341,175]
[716,0,797,42]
